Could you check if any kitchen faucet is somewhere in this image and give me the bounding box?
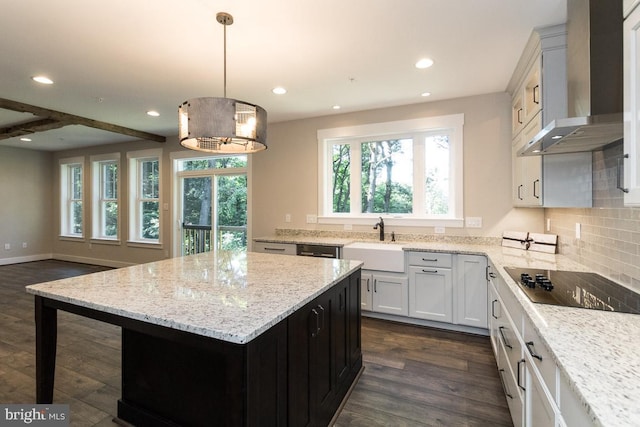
[373,217,384,241]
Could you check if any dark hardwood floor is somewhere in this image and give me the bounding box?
[0,260,512,426]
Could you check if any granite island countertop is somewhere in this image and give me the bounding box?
[256,234,640,427]
[26,250,362,345]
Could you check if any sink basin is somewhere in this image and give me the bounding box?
[342,242,405,272]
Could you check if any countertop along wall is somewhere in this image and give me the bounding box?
[251,91,544,243]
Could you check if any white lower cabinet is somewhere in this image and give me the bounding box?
[408,266,452,322]
[360,270,408,316]
[455,254,488,328]
[487,261,593,427]
[526,364,557,427]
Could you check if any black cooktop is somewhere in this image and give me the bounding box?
[503,267,640,315]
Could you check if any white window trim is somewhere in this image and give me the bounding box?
[91,153,121,243]
[317,114,464,227]
[127,148,162,246]
[59,156,85,239]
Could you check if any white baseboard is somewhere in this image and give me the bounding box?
[362,311,489,336]
[0,253,53,266]
[53,253,135,269]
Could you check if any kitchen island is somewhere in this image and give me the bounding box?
[26,251,363,426]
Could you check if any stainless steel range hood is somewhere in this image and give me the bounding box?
[519,0,623,156]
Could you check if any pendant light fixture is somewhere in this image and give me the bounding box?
[179,12,267,153]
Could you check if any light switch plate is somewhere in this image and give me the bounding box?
[306,214,317,224]
[465,217,482,228]
[285,214,291,223]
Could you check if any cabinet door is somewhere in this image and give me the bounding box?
[513,93,525,137]
[334,278,350,388]
[488,281,501,355]
[523,57,542,124]
[347,272,362,365]
[455,255,488,328]
[408,266,452,322]
[526,365,557,427]
[360,273,373,311]
[372,274,409,316]
[521,114,542,206]
[288,291,335,426]
[624,6,640,205]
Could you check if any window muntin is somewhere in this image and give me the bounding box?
[318,114,464,225]
[91,154,120,240]
[60,157,84,237]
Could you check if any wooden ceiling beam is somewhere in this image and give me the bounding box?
[0,118,67,140]
[0,97,166,143]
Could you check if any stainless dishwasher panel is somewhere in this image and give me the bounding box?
[296,244,341,259]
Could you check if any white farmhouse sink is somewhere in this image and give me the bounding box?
[342,242,405,272]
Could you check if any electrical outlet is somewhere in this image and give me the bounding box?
[4,243,10,250]
[343,224,353,230]
[306,214,317,224]
[285,214,291,223]
[22,242,27,248]
[434,226,445,234]
[575,223,581,239]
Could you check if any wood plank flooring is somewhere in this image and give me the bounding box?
[0,260,513,426]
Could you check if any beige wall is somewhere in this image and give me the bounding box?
[252,92,544,240]
[2,91,548,267]
[546,141,640,291]
[0,146,53,264]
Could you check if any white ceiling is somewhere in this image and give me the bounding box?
[0,0,566,151]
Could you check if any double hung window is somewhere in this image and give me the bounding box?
[91,154,120,240]
[60,157,84,237]
[128,149,162,244]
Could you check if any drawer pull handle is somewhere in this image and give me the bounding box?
[498,369,513,399]
[491,299,499,319]
[525,341,543,361]
[498,326,512,349]
[264,247,285,252]
[422,269,438,274]
[422,258,438,262]
[517,359,526,391]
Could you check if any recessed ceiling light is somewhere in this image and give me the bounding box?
[147,110,160,117]
[20,137,32,142]
[415,58,434,69]
[272,87,287,95]
[421,92,431,97]
[32,76,54,85]
[332,105,341,110]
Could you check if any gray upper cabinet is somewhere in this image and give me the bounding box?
[508,25,592,208]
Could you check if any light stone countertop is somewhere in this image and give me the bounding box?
[257,235,640,427]
[25,250,362,345]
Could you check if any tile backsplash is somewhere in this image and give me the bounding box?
[545,141,640,292]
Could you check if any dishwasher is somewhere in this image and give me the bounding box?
[296,244,341,259]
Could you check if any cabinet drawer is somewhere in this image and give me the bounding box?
[523,314,557,400]
[408,252,452,268]
[253,242,296,255]
[498,337,524,427]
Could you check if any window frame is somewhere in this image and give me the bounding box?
[59,156,85,239]
[127,148,162,246]
[317,114,464,227]
[91,153,120,243]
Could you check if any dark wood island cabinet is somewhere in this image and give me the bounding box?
[27,251,363,427]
